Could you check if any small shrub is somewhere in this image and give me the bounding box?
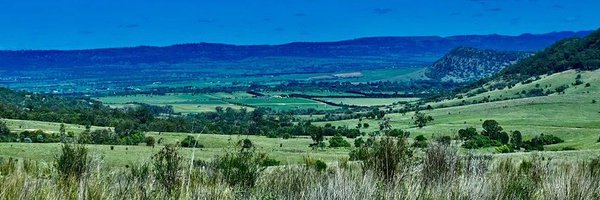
[561,147,577,151]
[180,135,203,148]
[422,144,460,185]
[555,85,569,93]
[240,138,253,149]
[328,134,351,148]
[36,134,44,143]
[0,121,10,136]
[213,149,269,188]
[436,136,452,146]
[386,129,409,138]
[415,135,427,142]
[145,136,155,147]
[495,145,513,153]
[354,137,365,147]
[265,132,278,138]
[261,158,281,167]
[363,137,412,182]
[55,143,89,182]
[303,157,327,172]
[0,157,17,175]
[412,140,428,148]
[411,134,428,148]
[585,82,591,87]
[0,122,17,142]
[152,144,182,197]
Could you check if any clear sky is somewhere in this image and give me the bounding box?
[1,0,599,50]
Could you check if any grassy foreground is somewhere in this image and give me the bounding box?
[0,134,350,167]
[1,142,599,200]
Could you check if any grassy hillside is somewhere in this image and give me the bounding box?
[500,29,600,77]
[433,69,599,107]
[317,69,600,151]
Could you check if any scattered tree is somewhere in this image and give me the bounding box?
[145,136,156,147]
[414,112,434,128]
[180,135,203,148]
[510,130,523,149]
[458,127,477,140]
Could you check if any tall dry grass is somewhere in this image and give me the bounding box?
[1,143,599,200]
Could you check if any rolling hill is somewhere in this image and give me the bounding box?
[425,47,532,83]
[498,28,600,78]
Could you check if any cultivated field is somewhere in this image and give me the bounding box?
[227,97,339,111]
[95,92,252,114]
[317,97,419,107]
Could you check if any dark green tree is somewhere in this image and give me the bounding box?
[308,125,324,148]
[458,127,477,140]
[510,130,523,149]
[414,112,434,128]
[329,134,351,148]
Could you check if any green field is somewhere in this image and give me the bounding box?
[0,129,350,167]
[317,69,600,151]
[0,118,349,167]
[95,92,253,114]
[227,97,339,111]
[260,90,363,97]
[96,92,341,112]
[317,97,420,106]
[2,119,107,134]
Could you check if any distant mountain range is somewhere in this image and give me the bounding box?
[425,47,532,83]
[0,31,592,69]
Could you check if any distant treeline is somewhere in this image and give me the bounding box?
[88,80,462,99]
[0,87,367,143]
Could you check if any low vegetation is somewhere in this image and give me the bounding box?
[2,142,600,199]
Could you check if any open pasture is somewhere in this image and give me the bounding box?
[95,92,252,113]
[227,97,339,111]
[0,131,351,167]
[317,82,600,151]
[317,97,420,107]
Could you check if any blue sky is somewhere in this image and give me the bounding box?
[1,0,599,50]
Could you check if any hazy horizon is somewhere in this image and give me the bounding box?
[1,0,600,50]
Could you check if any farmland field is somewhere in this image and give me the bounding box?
[260,90,363,97]
[0,118,351,167]
[227,97,339,111]
[95,92,253,113]
[0,119,351,166]
[317,97,420,106]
